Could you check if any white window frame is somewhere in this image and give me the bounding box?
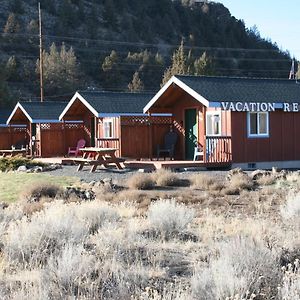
[247,111,269,138]
[103,119,114,138]
[206,111,222,136]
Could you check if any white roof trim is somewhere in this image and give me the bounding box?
[7,102,33,124]
[143,76,210,113]
[59,91,99,120]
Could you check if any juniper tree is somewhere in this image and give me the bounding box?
[5,56,17,80]
[36,43,80,95]
[161,40,189,86]
[194,52,214,76]
[128,72,144,92]
[3,13,20,35]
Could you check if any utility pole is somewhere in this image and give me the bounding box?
[39,2,44,102]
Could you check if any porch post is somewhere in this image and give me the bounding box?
[9,124,12,148]
[63,119,66,155]
[29,123,33,157]
[203,107,207,163]
[118,116,122,157]
[94,116,98,147]
[149,113,153,160]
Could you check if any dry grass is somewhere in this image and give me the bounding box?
[226,173,254,194]
[19,182,62,202]
[256,175,277,186]
[191,173,224,191]
[127,173,156,190]
[2,169,300,299]
[152,169,187,187]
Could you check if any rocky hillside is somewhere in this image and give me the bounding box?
[0,0,292,107]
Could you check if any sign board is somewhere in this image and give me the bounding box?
[221,102,300,112]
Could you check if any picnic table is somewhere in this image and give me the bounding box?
[73,147,124,173]
[0,149,27,158]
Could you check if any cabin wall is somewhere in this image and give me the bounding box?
[150,93,205,159]
[231,111,300,163]
[119,116,173,159]
[0,126,29,150]
[38,123,86,157]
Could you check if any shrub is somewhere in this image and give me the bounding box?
[280,192,300,220]
[147,199,195,236]
[42,244,95,298]
[191,236,280,300]
[4,201,88,267]
[191,173,223,191]
[228,173,253,192]
[0,157,45,172]
[20,182,62,202]
[256,175,276,186]
[280,260,300,300]
[153,169,184,187]
[127,173,156,190]
[75,201,120,233]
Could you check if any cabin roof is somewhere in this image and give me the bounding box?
[7,101,67,124]
[144,75,300,112]
[79,91,154,114]
[175,75,300,103]
[60,91,155,119]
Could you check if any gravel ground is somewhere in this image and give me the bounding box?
[47,165,229,184]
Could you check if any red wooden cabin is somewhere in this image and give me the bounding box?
[59,91,172,159]
[6,102,85,157]
[143,75,300,169]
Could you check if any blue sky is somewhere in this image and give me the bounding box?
[216,0,300,59]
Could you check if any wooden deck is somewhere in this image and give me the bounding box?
[34,157,231,171]
[124,160,231,171]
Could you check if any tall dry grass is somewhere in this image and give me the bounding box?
[1,171,300,299]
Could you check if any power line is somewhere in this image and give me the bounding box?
[1,32,292,54]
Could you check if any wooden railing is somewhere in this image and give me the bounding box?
[96,138,120,156]
[204,136,232,163]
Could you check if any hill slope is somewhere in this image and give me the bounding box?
[0,0,292,106]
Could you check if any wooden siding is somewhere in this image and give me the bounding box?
[0,126,29,150]
[120,116,173,159]
[231,111,300,163]
[37,123,88,157]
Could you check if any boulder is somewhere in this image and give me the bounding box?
[226,168,246,180]
[17,165,27,172]
[250,169,272,180]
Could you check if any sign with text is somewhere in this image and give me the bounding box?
[221,102,300,112]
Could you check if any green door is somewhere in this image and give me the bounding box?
[185,109,198,160]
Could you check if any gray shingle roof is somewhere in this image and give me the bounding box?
[175,75,300,103]
[79,91,154,114]
[19,101,68,121]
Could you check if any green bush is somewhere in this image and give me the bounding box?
[0,157,45,172]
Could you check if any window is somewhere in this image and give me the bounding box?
[103,120,114,138]
[248,112,269,137]
[206,111,221,136]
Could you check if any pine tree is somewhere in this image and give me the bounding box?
[101,50,122,90]
[161,40,189,86]
[37,43,80,94]
[3,13,20,34]
[193,52,214,76]
[102,50,119,72]
[128,72,144,92]
[5,56,17,80]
